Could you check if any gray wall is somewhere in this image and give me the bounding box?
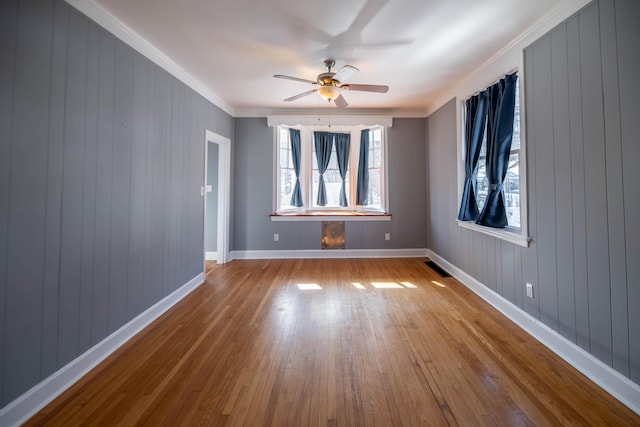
[0,0,233,406]
[233,118,428,251]
[205,142,219,251]
[426,0,639,384]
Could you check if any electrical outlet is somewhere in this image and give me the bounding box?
[274,234,279,242]
[384,233,390,241]
[526,282,534,299]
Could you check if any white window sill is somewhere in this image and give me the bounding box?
[457,220,530,247]
[271,212,391,222]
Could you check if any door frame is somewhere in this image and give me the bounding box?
[203,130,231,265]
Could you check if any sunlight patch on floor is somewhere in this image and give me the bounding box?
[400,281,417,288]
[371,282,405,289]
[297,283,323,290]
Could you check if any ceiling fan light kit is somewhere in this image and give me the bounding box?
[317,85,340,101]
[274,59,389,108]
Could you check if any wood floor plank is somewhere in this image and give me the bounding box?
[25,258,640,426]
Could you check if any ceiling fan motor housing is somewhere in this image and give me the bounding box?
[317,72,337,86]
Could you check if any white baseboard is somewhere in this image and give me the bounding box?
[231,248,429,260]
[205,251,217,261]
[426,249,640,416]
[0,272,205,427]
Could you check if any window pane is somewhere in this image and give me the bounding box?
[476,157,488,212]
[505,152,520,229]
[280,148,290,169]
[280,168,295,208]
[327,151,339,169]
[511,79,521,151]
[372,128,382,143]
[312,169,348,207]
[370,147,381,168]
[368,169,381,208]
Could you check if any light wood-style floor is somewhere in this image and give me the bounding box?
[26,258,639,426]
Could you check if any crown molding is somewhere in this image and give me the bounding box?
[65,0,235,117]
[238,107,428,119]
[267,114,393,127]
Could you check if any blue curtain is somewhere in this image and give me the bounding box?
[314,131,333,206]
[335,133,351,207]
[356,130,370,205]
[476,73,518,228]
[289,128,303,207]
[457,91,489,221]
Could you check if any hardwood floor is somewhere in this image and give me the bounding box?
[26,258,639,426]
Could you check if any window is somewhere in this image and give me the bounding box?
[475,78,521,229]
[279,129,296,209]
[275,125,387,214]
[457,72,528,246]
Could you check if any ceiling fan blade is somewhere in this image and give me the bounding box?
[284,89,317,102]
[332,65,359,83]
[341,83,389,93]
[274,74,317,85]
[333,94,348,108]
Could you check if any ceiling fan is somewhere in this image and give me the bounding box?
[274,59,389,108]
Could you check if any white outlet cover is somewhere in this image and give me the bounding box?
[526,282,534,298]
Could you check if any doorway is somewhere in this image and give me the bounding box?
[204,130,231,267]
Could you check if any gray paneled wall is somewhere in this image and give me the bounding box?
[0,0,233,407]
[205,142,219,251]
[233,118,428,251]
[426,0,639,384]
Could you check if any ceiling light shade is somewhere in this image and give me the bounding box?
[317,85,340,101]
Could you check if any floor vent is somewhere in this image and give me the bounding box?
[424,260,451,278]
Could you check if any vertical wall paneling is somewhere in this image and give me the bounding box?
[0,0,19,406]
[500,241,515,304]
[91,29,115,344]
[180,84,190,280]
[599,0,629,376]
[521,47,540,320]
[4,0,54,403]
[513,246,523,309]
[495,240,503,296]
[180,88,192,282]
[167,80,180,293]
[152,67,169,305]
[127,54,149,319]
[142,65,156,310]
[40,0,68,378]
[57,7,89,366]
[615,0,640,383]
[78,22,100,355]
[565,15,590,351]
[189,94,204,279]
[579,4,612,365]
[531,34,559,330]
[107,42,134,334]
[550,24,577,342]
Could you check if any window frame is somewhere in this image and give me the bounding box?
[273,124,389,216]
[455,61,530,247]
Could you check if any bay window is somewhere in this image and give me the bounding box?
[275,124,387,215]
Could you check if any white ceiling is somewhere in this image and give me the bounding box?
[92,0,565,116]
